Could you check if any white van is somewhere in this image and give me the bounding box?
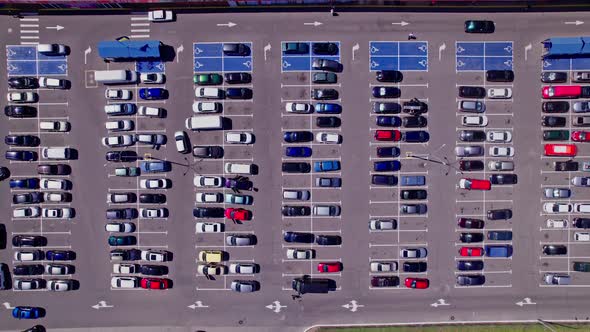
[185,115,223,131]
[574,232,590,241]
[95,70,138,84]
[40,121,69,132]
[42,147,71,160]
[575,203,590,213]
[225,163,254,175]
[37,44,67,55]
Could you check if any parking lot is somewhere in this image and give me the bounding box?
[3,11,590,332]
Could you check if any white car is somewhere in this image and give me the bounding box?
[111,276,140,289]
[140,208,167,219]
[196,192,223,203]
[487,131,512,143]
[14,251,42,262]
[140,178,170,189]
[13,207,40,218]
[105,89,131,100]
[370,261,398,272]
[488,160,514,171]
[44,192,69,203]
[40,178,69,190]
[229,263,258,274]
[195,87,224,99]
[135,134,166,146]
[543,202,573,214]
[105,120,134,132]
[196,222,223,233]
[192,101,221,113]
[174,131,190,154]
[47,279,73,292]
[140,73,165,84]
[105,222,135,233]
[42,208,73,219]
[194,175,223,187]
[102,135,135,147]
[315,132,341,144]
[141,250,168,262]
[462,115,488,127]
[138,106,164,118]
[39,77,67,89]
[286,248,314,259]
[225,132,253,144]
[546,219,568,228]
[148,10,174,22]
[197,264,227,276]
[15,279,42,290]
[112,263,138,274]
[489,146,514,157]
[487,87,512,99]
[285,102,313,114]
[39,120,69,132]
[369,219,395,230]
[7,92,36,103]
[37,43,67,55]
[45,264,73,275]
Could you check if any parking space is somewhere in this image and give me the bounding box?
[455,41,513,72]
[281,41,340,72]
[193,42,253,73]
[6,45,68,76]
[369,41,428,71]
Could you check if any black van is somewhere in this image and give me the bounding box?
[292,277,334,294]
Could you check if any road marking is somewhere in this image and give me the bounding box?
[130,35,150,38]
[431,299,449,307]
[342,300,364,312]
[266,301,286,313]
[515,297,536,306]
[131,23,150,26]
[91,301,114,310]
[130,17,149,21]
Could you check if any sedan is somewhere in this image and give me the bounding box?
[464,20,494,33]
[371,276,399,288]
[140,278,170,290]
[316,116,341,128]
[226,87,252,99]
[5,135,39,147]
[225,194,253,205]
[377,146,400,157]
[372,86,400,98]
[223,43,249,56]
[487,131,512,143]
[572,176,590,187]
[108,235,136,246]
[311,59,342,72]
[459,86,486,98]
[542,245,567,255]
[489,174,517,185]
[148,9,173,21]
[313,42,339,55]
[141,250,170,262]
[459,130,486,142]
[369,219,397,230]
[376,70,403,82]
[282,42,309,54]
[543,101,569,113]
[459,247,484,257]
[400,204,427,215]
[139,178,170,189]
[286,248,315,260]
[140,208,168,219]
[139,88,167,100]
[487,209,512,220]
[195,193,223,203]
[312,88,338,100]
[459,233,484,243]
[572,131,590,142]
[12,306,43,319]
[6,150,36,161]
[231,280,259,293]
[405,278,429,289]
[41,208,73,219]
[139,193,166,204]
[402,116,427,128]
[400,248,427,258]
[312,72,337,84]
[457,218,484,229]
[370,261,398,272]
[455,146,484,157]
[541,72,567,83]
[317,262,342,273]
[457,260,484,271]
[8,76,37,89]
[376,116,401,127]
[5,105,36,117]
[543,203,573,213]
[102,135,134,148]
[285,102,313,114]
[111,276,140,289]
[456,275,485,286]
[283,131,313,143]
[374,130,401,141]
[544,188,571,198]
[46,250,75,261]
[7,92,37,103]
[224,208,252,221]
[106,150,137,162]
[460,160,484,171]
[574,101,590,113]
[46,279,73,292]
[374,161,401,172]
[224,72,251,84]
[489,146,514,157]
[105,89,132,100]
[196,222,223,233]
[225,132,254,144]
[316,103,342,114]
[462,115,488,126]
[316,177,341,187]
[13,193,43,205]
[193,73,222,85]
[285,146,312,157]
[316,132,341,144]
[542,116,566,127]
[487,88,512,99]
[282,206,311,217]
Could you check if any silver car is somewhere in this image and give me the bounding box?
[370,261,398,272]
[458,100,485,113]
[229,263,259,274]
[573,101,590,113]
[369,219,396,230]
[543,273,571,285]
[400,204,427,215]
[544,188,571,198]
[400,248,428,258]
[230,280,259,293]
[455,146,484,157]
[572,177,590,187]
[226,234,256,246]
[488,160,514,171]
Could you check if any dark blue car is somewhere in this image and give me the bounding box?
[456,260,484,271]
[46,250,75,261]
[283,131,313,143]
[12,306,42,319]
[286,146,312,157]
[376,116,401,127]
[139,88,167,100]
[403,131,430,143]
[372,175,397,186]
[283,231,315,243]
[10,178,39,189]
[315,103,342,114]
[376,147,400,157]
[6,150,36,161]
[140,160,171,173]
[374,161,401,172]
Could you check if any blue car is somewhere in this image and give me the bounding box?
[376,147,400,157]
[283,131,313,143]
[10,178,39,189]
[315,103,342,114]
[283,231,315,243]
[12,306,42,319]
[314,160,341,172]
[46,250,75,261]
[108,235,136,246]
[403,131,430,143]
[139,88,167,100]
[140,160,171,173]
[376,116,401,127]
[374,161,401,172]
[6,150,36,161]
[285,147,312,157]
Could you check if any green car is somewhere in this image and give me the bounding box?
[193,73,223,85]
[543,130,569,141]
[312,72,337,84]
[574,261,590,272]
[282,42,309,55]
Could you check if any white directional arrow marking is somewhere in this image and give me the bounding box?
[430,299,450,307]
[266,300,286,313]
[516,297,536,307]
[91,301,114,310]
[264,43,271,61]
[188,301,209,309]
[217,22,237,27]
[438,43,446,61]
[524,43,532,61]
[392,21,409,26]
[84,46,91,65]
[176,44,184,64]
[2,302,15,309]
[342,300,364,312]
[46,25,64,31]
[565,20,584,25]
[304,21,323,27]
[352,43,359,61]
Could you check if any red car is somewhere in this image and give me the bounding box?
[317,262,342,273]
[544,144,577,157]
[542,86,581,99]
[224,208,252,221]
[374,130,401,141]
[572,131,590,142]
[405,277,429,289]
[459,247,484,257]
[459,178,491,190]
[140,278,170,290]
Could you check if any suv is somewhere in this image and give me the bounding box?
[487,209,512,220]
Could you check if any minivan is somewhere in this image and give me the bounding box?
[400,175,426,186]
[185,115,224,131]
[485,245,513,257]
[225,162,255,175]
[292,277,333,294]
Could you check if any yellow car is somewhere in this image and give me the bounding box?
[198,250,223,263]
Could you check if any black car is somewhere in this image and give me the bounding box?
[402,99,428,115]
[281,205,311,217]
[542,116,566,127]
[540,72,567,83]
[283,131,314,143]
[222,43,250,56]
[402,116,427,128]
[111,249,142,261]
[316,116,341,128]
[487,209,512,220]
[13,193,43,204]
[456,274,486,286]
[282,162,311,173]
[403,261,427,272]
[372,174,397,186]
[13,264,44,276]
[4,105,36,118]
[402,131,429,143]
[460,160,484,171]
[312,42,338,55]
[316,235,342,245]
[456,260,484,271]
[192,146,224,159]
[543,130,569,141]
[377,146,400,157]
[458,218,484,229]
[582,86,590,98]
[8,76,38,89]
[372,86,400,98]
[458,86,486,98]
[489,174,517,185]
[376,70,403,83]
[542,245,567,255]
[12,235,47,247]
[106,151,137,162]
[486,70,514,82]
[371,276,399,287]
[106,208,137,220]
[283,231,315,243]
[312,89,338,100]
[542,101,569,113]
[373,102,401,114]
[226,87,252,100]
[139,264,168,276]
[139,194,166,204]
[464,20,495,33]
[193,207,224,218]
[376,116,401,127]
[554,161,578,171]
[5,135,40,147]
[224,72,251,84]
[22,324,46,332]
[400,189,427,200]
[574,218,590,229]
[37,164,70,175]
[459,130,486,142]
[0,167,8,182]
[459,233,484,243]
[312,72,337,84]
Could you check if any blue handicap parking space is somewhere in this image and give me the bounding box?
[7,61,37,76]
[456,41,513,71]
[193,42,253,73]
[281,41,341,72]
[6,45,68,76]
[543,58,590,71]
[369,41,428,72]
[6,46,36,61]
[136,60,165,73]
[39,61,68,75]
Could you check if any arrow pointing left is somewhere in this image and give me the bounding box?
[46,25,64,31]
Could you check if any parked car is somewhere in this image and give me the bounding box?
[459,86,486,98]
[372,86,400,98]
[541,72,567,83]
[487,209,512,220]
[311,59,342,72]
[376,70,403,82]
[486,70,514,82]
[464,20,495,33]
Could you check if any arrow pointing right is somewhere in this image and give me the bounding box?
[392,21,409,26]
[565,20,584,25]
